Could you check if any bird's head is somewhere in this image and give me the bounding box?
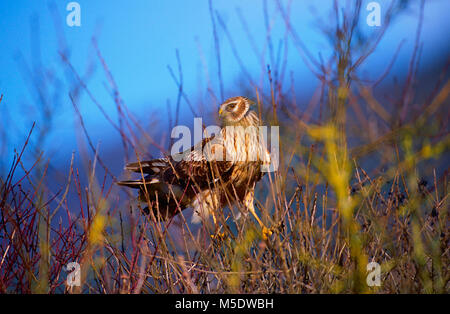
[218,96,256,124]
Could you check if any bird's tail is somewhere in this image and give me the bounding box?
[123,158,169,175]
[116,177,160,189]
[116,158,169,188]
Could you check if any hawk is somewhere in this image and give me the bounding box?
[117,96,272,237]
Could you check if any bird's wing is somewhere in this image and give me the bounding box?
[165,134,234,188]
[119,134,234,189]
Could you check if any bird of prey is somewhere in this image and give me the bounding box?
[117,96,273,238]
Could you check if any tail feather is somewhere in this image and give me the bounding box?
[125,158,169,174]
[116,177,160,189]
[118,157,190,220]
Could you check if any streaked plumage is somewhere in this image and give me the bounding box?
[117,96,271,236]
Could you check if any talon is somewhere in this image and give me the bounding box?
[262,226,272,240]
[211,231,226,241]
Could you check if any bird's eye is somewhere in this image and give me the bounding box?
[228,103,236,110]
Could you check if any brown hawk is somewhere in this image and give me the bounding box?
[117,96,272,237]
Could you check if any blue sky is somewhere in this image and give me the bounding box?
[0,0,449,170]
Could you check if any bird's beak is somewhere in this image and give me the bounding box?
[218,107,223,116]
